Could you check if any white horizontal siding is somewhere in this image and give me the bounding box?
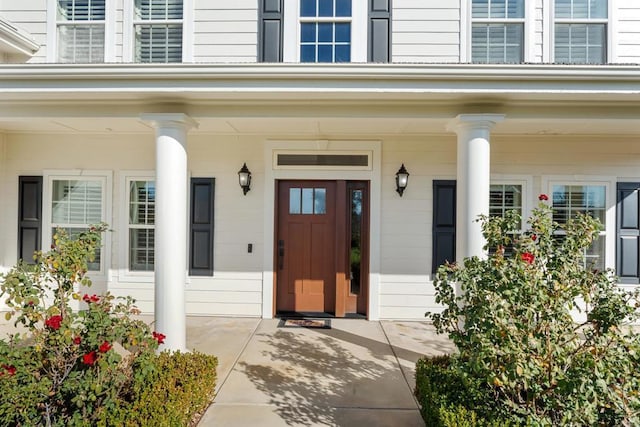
[615,0,640,63]
[392,0,460,63]
[192,1,258,63]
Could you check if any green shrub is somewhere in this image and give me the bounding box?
[415,355,514,427]
[425,197,640,426]
[1,226,218,426]
[100,350,218,426]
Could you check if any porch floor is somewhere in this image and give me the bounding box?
[193,317,454,427]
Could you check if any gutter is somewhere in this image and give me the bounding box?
[0,17,40,57]
[0,63,640,82]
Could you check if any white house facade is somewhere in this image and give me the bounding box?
[1,0,639,350]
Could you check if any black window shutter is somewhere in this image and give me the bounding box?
[432,180,456,274]
[18,176,43,264]
[617,182,640,284]
[259,0,283,62]
[189,178,215,276]
[369,0,391,62]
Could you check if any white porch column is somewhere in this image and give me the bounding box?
[448,114,504,263]
[141,113,197,352]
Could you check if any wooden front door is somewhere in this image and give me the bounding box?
[275,180,369,316]
[276,181,337,313]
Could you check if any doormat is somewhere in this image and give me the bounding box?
[278,318,331,329]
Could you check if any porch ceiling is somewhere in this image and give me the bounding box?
[0,63,639,136]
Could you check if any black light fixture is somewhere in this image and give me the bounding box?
[395,163,409,197]
[238,163,252,195]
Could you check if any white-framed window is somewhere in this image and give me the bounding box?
[471,0,525,63]
[553,0,608,64]
[490,183,524,224]
[549,181,612,270]
[132,0,183,63]
[55,0,106,63]
[282,0,367,62]
[42,171,112,276]
[128,179,155,272]
[118,172,155,281]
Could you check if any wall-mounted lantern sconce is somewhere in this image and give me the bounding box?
[238,163,252,195]
[395,163,409,197]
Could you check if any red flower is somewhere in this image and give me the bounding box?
[45,315,62,330]
[152,332,166,345]
[98,341,112,353]
[531,234,537,241]
[82,294,100,304]
[1,365,16,376]
[82,351,97,366]
[73,336,82,345]
[521,252,535,264]
[538,194,549,201]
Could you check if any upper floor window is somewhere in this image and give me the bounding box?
[300,0,352,62]
[281,0,367,62]
[554,0,607,64]
[134,0,183,63]
[471,0,524,63]
[56,0,105,63]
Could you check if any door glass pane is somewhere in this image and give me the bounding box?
[302,188,314,214]
[314,189,326,214]
[289,188,301,214]
[349,189,363,295]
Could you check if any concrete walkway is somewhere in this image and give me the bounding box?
[191,317,455,427]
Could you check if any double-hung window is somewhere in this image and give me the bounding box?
[471,0,525,63]
[551,184,607,270]
[56,0,105,63]
[281,0,367,62]
[49,177,107,272]
[300,0,352,62]
[489,183,524,254]
[128,180,155,272]
[554,0,607,64]
[133,0,183,63]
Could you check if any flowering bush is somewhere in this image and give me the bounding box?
[0,225,163,425]
[427,198,640,425]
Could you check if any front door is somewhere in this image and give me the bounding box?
[275,180,369,316]
[276,181,337,313]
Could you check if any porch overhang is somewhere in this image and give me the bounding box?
[0,63,639,136]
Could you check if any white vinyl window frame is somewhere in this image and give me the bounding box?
[282,0,367,62]
[545,0,615,63]
[122,0,193,63]
[462,0,533,63]
[490,176,533,225]
[46,0,115,63]
[118,171,155,283]
[42,170,112,280]
[542,176,615,271]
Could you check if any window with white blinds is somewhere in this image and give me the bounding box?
[51,179,104,271]
[56,0,105,63]
[551,184,607,270]
[134,0,183,63]
[554,0,607,64]
[128,180,155,272]
[471,0,524,63]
